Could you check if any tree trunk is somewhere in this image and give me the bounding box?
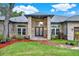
[3,7,10,41]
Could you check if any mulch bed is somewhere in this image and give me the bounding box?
[0,39,33,48]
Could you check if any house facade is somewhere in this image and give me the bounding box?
[0,14,79,40]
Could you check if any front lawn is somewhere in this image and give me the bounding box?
[50,39,77,46]
[0,42,79,56]
[50,39,67,44]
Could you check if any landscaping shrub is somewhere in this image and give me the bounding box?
[0,34,3,40]
[65,40,77,46]
[0,39,6,44]
[0,37,12,44]
[16,36,24,40]
[51,35,59,40]
[0,34,4,44]
[6,37,12,42]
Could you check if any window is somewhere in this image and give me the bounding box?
[51,28,60,36]
[51,29,55,35]
[17,25,26,36]
[18,28,21,35]
[22,28,26,35]
[56,29,60,35]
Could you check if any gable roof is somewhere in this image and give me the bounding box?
[65,15,79,22]
[10,15,28,22]
[0,15,28,23]
[1,15,79,23]
[51,15,68,23]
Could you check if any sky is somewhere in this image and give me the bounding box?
[12,3,79,17]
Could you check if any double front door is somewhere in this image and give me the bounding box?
[35,27,44,36]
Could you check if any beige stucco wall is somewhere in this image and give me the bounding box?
[60,23,67,35]
[67,22,79,40]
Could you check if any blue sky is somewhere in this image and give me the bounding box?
[13,3,79,17]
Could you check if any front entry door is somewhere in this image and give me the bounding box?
[35,27,44,36]
[74,27,79,40]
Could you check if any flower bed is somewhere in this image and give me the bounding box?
[0,39,32,48]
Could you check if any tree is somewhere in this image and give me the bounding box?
[12,11,24,17]
[3,3,15,40]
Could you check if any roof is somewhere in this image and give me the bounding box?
[65,15,79,22]
[10,16,28,22]
[0,15,28,23]
[1,15,79,23]
[25,12,54,16]
[51,15,68,23]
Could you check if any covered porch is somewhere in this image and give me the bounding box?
[27,15,52,40]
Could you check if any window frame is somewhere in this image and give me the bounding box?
[51,28,60,36]
[16,24,27,36]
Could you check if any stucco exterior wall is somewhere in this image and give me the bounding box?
[67,22,79,40]
[60,23,67,35]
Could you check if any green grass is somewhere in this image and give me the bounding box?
[50,39,77,46]
[0,42,79,56]
[50,39,67,44]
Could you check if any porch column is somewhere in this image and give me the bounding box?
[47,16,51,40]
[28,16,32,39]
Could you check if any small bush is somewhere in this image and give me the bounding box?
[16,36,24,40]
[0,39,6,44]
[0,34,3,40]
[51,35,59,40]
[0,37,12,44]
[6,37,12,42]
[65,40,77,46]
[66,42,74,45]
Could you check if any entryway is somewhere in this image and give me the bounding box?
[74,27,79,40]
[35,27,44,37]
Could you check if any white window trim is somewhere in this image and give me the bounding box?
[51,28,60,36]
[16,24,27,36]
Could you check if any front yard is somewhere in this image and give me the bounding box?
[50,39,77,46]
[0,42,79,56]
